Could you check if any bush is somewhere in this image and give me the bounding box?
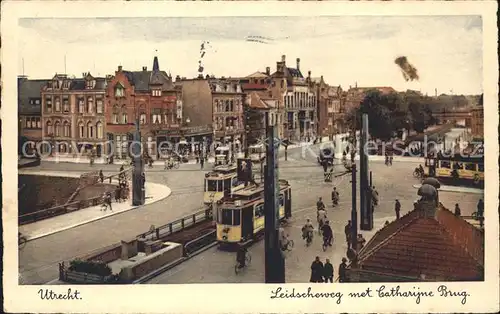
[68,259,112,277]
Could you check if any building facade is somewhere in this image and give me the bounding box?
[105,57,183,160]
[18,77,49,154]
[41,73,107,156]
[310,76,343,139]
[209,79,246,151]
[271,55,317,142]
[470,105,484,139]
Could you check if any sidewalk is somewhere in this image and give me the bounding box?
[19,171,172,241]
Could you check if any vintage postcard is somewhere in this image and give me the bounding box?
[2,1,499,313]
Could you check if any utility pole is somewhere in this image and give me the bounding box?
[132,117,144,206]
[351,163,358,251]
[360,113,373,230]
[264,116,285,283]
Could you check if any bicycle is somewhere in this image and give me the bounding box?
[322,236,333,252]
[164,161,180,170]
[283,239,294,252]
[18,233,27,250]
[234,252,252,274]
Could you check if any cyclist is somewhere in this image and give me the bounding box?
[279,226,289,251]
[236,246,248,269]
[321,220,333,247]
[316,197,325,211]
[317,208,327,232]
[302,219,314,243]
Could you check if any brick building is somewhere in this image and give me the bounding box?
[470,105,483,140]
[41,73,107,156]
[105,57,183,160]
[310,76,343,139]
[347,202,484,282]
[18,77,49,154]
[271,55,317,142]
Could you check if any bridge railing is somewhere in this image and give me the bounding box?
[137,207,213,241]
[18,168,133,225]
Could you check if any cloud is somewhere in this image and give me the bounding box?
[18,16,482,94]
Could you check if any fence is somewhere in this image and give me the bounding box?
[137,208,212,242]
[18,167,133,225]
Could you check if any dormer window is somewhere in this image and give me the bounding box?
[86,80,95,90]
[63,81,71,89]
[115,83,124,97]
[152,89,162,97]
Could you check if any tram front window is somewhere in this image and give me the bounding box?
[220,209,233,225]
[206,180,217,192]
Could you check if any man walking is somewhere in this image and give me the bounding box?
[200,155,205,170]
[338,257,348,283]
[395,199,401,220]
[323,259,334,283]
[310,256,324,283]
[344,220,352,248]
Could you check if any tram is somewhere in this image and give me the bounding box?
[203,164,246,205]
[214,146,231,166]
[248,144,266,163]
[423,152,484,186]
[215,180,292,246]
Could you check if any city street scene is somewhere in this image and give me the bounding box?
[16,15,486,286]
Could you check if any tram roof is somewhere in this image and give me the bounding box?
[430,152,484,163]
[227,179,290,198]
[205,165,237,178]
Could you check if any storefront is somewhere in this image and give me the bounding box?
[155,125,213,159]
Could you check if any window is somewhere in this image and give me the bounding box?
[115,85,124,97]
[87,97,94,113]
[96,99,103,113]
[223,179,232,192]
[163,111,169,125]
[220,209,233,225]
[478,163,484,172]
[36,118,41,128]
[112,106,119,124]
[122,112,128,124]
[231,177,239,187]
[26,118,32,128]
[96,122,103,139]
[453,162,463,170]
[440,161,450,169]
[35,99,40,105]
[140,113,146,124]
[233,209,241,226]
[46,121,53,135]
[54,121,61,136]
[63,96,70,113]
[46,97,52,113]
[54,97,61,112]
[63,121,70,137]
[225,100,230,112]
[79,122,85,138]
[207,180,217,192]
[279,194,284,207]
[254,204,264,218]
[152,89,161,97]
[87,122,94,138]
[152,109,161,124]
[78,98,85,113]
[464,163,476,171]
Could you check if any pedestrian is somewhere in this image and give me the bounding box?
[389,154,393,166]
[323,259,334,283]
[338,257,348,283]
[344,220,352,247]
[477,199,484,218]
[99,170,104,183]
[115,186,121,203]
[454,203,461,216]
[310,256,324,283]
[356,234,366,251]
[395,199,401,219]
[200,156,205,169]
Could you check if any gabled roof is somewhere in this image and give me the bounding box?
[122,70,174,91]
[248,91,277,110]
[355,206,484,281]
[245,71,269,78]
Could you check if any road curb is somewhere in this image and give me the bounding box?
[22,182,172,242]
[412,184,483,194]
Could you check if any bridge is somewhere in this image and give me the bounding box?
[433,109,472,127]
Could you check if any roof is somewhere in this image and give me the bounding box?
[123,70,174,91]
[355,205,484,281]
[248,91,278,110]
[18,78,49,115]
[245,71,269,78]
[241,83,268,91]
[350,86,397,94]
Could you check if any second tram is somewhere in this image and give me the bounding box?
[203,164,246,205]
[215,180,292,246]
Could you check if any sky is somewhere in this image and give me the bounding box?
[17,16,483,95]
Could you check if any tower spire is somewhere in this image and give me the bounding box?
[153,50,159,71]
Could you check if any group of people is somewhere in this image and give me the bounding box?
[310,256,349,283]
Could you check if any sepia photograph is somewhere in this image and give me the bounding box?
[2,1,499,313]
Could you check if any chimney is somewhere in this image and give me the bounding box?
[355,81,358,88]
[118,65,123,72]
[266,67,270,75]
[142,66,147,71]
[296,58,301,71]
[281,55,286,63]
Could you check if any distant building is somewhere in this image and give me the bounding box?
[105,57,183,160]
[470,105,484,140]
[244,91,281,145]
[344,86,397,115]
[346,201,484,282]
[41,73,107,156]
[309,76,343,138]
[271,55,317,142]
[18,77,49,153]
